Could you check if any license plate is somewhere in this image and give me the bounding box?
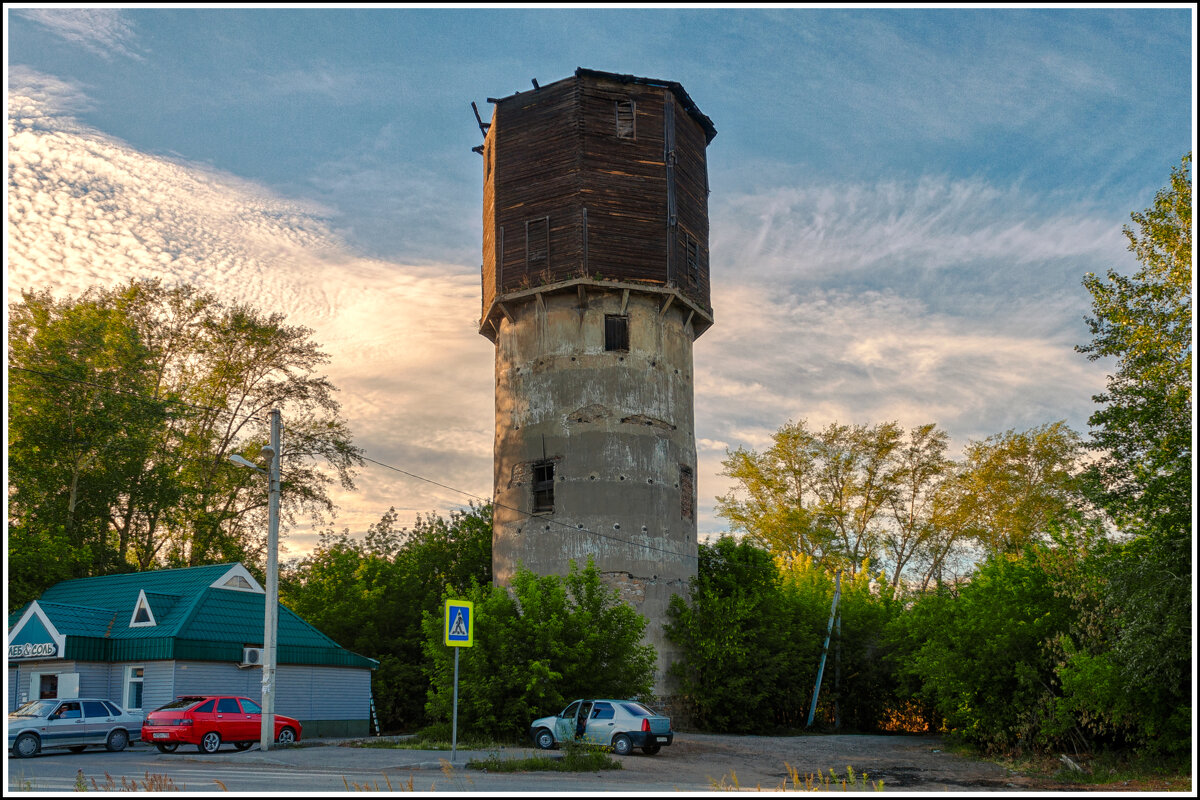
[153,732,169,739]
[656,736,668,742]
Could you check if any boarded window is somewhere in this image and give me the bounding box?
[680,465,695,521]
[533,460,555,513]
[605,315,629,352]
[615,99,636,139]
[526,217,549,271]
[683,231,700,285]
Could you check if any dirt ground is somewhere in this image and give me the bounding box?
[609,732,1099,792]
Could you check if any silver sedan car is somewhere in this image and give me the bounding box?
[9,697,143,758]
[529,698,674,755]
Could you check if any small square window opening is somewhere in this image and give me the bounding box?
[605,315,629,352]
[533,460,555,513]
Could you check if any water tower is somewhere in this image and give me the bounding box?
[476,68,716,692]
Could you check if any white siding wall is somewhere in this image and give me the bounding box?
[8,659,371,725]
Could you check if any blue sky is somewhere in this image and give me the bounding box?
[5,6,1195,559]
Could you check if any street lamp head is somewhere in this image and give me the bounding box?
[259,445,275,460]
[228,453,264,472]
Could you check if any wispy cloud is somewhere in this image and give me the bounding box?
[6,68,1119,552]
[16,8,142,61]
[6,73,494,556]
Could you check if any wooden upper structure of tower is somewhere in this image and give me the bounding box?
[477,68,717,343]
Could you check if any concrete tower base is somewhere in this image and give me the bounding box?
[491,280,699,694]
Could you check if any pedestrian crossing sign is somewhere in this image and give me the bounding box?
[444,599,473,647]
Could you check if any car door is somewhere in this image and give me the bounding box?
[583,702,617,745]
[48,700,86,748]
[215,697,252,742]
[237,697,263,742]
[554,701,581,743]
[81,700,114,746]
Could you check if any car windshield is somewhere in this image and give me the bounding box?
[154,697,205,711]
[620,702,655,717]
[10,699,58,718]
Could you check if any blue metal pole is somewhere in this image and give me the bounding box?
[806,570,842,727]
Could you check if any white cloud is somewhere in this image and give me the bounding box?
[7,70,1119,554]
[16,8,141,61]
[7,74,494,551]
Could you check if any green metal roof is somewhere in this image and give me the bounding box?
[11,564,377,669]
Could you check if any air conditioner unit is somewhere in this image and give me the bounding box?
[240,647,264,668]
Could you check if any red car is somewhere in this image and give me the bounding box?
[141,695,301,754]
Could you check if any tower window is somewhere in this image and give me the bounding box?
[605,315,629,352]
[526,216,549,270]
[615,99,635,139]
[680,465,695,521]
[533,460,555,513]
[683,232,700,285]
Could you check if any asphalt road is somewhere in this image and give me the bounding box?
[6,732,1040,794]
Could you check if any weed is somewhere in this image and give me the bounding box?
[709,764,883,792]
[80,770,186,791]
[341,773,419,791]
[467,740,622,773]
[436,758,474,792]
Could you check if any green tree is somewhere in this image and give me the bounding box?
[8,279,362,603]
[1078,152,1191,537]
[891,546,1076,754]
[881,423,953,589]
[280,503,493,732]
[665,537,810,732]
[421,558,655,742]
[717,420,905,574]
[941,422,1085,556]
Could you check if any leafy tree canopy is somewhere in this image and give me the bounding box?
[8,279,362,604]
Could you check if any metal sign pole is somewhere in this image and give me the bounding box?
[452,647,460,762]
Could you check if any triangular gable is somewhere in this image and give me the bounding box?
[7,601,66,660]
[211,564,263,593]
[130,589,157,628]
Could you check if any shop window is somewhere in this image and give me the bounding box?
[605,315,629,352]
[39,674,58,699]
[533,460,555,513]
[615,99,636,139]
[124,666,144,711]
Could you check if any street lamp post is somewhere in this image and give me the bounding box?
[229,408,281,752]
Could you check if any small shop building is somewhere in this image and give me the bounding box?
[7,563,378,738]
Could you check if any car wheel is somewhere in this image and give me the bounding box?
[276,727,296,745]
[13,732,40,758]
[106,729,129,752]
[199,732,222,754]
[69,745,88,753]
[533,728,555,750]
[611,734,633,756]
[155,743,179,754]
[643,744,661,755]
[233,741,253,751]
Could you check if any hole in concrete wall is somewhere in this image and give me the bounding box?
[589,475,596,480]
[613,524,620,530]
[619,475,625,481]
[647,478,654,484]
[641,526,648,532]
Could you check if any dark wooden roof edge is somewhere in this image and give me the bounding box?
[482,68,717,144]
[574,68,717,143]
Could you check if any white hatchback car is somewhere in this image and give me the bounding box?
[9,698,143,758]
[529,698,674,755]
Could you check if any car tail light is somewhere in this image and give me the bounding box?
[178,718,193,726]
[642,718,650,732]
